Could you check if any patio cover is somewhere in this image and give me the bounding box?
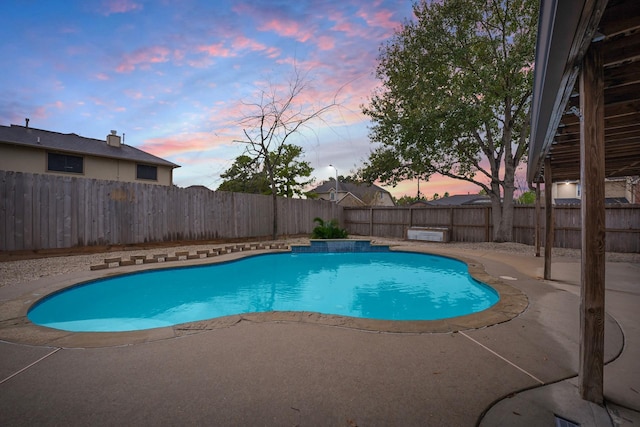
[528,0,640,184]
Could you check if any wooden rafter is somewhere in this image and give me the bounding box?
[530,0,640,184]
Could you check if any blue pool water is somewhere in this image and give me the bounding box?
[28,252,499,332]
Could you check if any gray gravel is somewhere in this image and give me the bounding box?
[1,238,637,290]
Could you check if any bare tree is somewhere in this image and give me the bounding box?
[234,67,339,239]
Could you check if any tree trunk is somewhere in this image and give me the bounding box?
[493,196,514,242]
[489,182,515,242]
[271,192,278,240]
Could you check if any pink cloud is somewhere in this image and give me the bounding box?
[32,106,48,120]
[88,96,126,113]
[258,18,314,43]
[387,176,481,200]
[227,35,282,58]
[356,8,399,32]
[317,35,335,51]
[138,132,231,158]
[328,10,369,39]
[116,46,171,73]
[197,43,234,58]
[187,56,214,68]
[231,3,314,42]
[123,89,146,100]
[173,49,185,61]
[233,36,266,51]
[95,73,110,81]
[101,0,142,16]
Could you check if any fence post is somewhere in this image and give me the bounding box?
[449,208,454,236]
[544,158,554,280]
[484,207,490,242]
[535,184,541,257]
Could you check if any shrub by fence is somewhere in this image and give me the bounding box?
[344,205,640,253]
[0,171,341,251]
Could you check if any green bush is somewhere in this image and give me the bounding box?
[311,217,348,239]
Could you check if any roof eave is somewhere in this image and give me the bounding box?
[1,139,180,169]
[527,0,608,184]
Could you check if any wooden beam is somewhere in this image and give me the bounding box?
[598,0,640,37]
[544,157,554,280]
[579,43,606,405]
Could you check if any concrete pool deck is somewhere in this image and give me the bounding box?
[0,240,638,425]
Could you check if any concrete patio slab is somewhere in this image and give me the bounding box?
[0,240,637,426]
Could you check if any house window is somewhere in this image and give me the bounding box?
[330,191,335,201]
[136,164,158,181]
[47,152,83,174]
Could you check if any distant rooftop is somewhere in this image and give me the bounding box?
[424,194,491,206]
[0,124,179,168]
[310,181,391,199]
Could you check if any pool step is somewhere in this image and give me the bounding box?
[89,242,290,271]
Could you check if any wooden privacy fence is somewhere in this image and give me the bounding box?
[0,171,342,251]
[344,205,640,253]
[2,171,637,253]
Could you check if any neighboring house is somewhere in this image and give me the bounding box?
[0,123,179,186]
[412,194,492,207]
[310,181,395,207]
[551,177,638,205]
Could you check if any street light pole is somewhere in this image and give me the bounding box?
[329,164,338,202]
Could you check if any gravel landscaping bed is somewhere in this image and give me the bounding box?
[1,238,637,289]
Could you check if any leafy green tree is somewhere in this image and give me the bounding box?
[270,144,314,198]
[218,145,313,198]
[395,195,423,206]
[217,155,270,194]
[360,0,538,242]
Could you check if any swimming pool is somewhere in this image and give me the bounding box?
[28,252,499,332]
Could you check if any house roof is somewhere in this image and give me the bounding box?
[0,124,179,168]
[310,181,391,199]
[556,197,629,205]
[424,194,491,206]
[528,0,640,184]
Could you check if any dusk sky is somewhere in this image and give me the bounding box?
[1,0,489,199]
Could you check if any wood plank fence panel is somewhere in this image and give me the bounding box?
[2,171,638,252]
[343,204,639,252]
[14,172,25,250]
[30,173,40,250]
[40,176,49,249]
[2,172,15,250]
[22,173,33,249]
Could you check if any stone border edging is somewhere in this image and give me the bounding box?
[89,243,289,270]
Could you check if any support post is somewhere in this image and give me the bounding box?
[579,43,606,404]
[535,184,541,257]
[544,158,554,280]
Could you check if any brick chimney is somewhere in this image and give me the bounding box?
[106,130,121,147]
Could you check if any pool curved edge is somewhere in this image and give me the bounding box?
[0,246,528,348]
